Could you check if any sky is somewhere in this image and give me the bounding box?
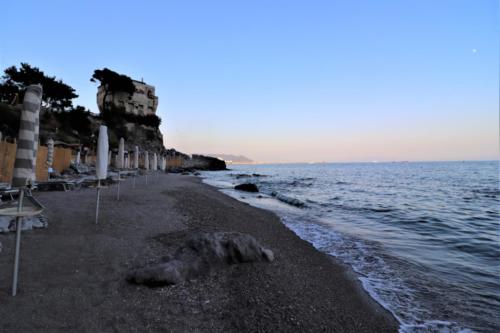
[1,0,498,163]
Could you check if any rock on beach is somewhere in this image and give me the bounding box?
[127,232,273,286]
[235,183,259,192]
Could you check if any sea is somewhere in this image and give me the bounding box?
[200,161,499,333]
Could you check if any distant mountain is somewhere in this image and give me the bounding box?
[203,153,253,164]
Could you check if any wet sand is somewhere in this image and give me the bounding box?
[0,173,398,332]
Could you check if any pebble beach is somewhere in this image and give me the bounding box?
[0,173,397,332]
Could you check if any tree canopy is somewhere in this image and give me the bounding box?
[91,68,136,114]
[0,63,78,110]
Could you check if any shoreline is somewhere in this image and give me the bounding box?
[0,173,398,332]
[199,174,403,326]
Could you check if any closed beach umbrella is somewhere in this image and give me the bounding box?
[46,138,54,167]
[114,153,118,168]
[161,156,166,171]
[108,150,111,166]
[12,84,42,188]
[134,146,139,168]
[144,151,149,170]
[10,84,42,297]
[76,149,80,165]
[32,109,40,182]
[118,137,125,169]
[153,153,157,171]
[84,153,89,165]
[96,126,109,180]
[95,125,109,224]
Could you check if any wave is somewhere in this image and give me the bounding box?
[271,191,307,208]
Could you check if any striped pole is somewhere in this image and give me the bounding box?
[46,138,54,179]
[31,109,40,183]
[12,85,42,188]
[46,138,54,167]
[11,84,42,297]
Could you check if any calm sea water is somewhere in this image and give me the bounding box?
[200,161,499,333]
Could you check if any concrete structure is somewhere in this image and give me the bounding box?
[97,79,158,116]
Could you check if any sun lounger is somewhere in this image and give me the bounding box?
[36,180,76,192]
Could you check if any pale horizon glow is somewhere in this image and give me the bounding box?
[1,0,498,163]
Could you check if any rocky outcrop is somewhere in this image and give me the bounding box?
[126,232,273,287]
[119,122,165,153]
[235,183,259,192]
[187,155,227,171]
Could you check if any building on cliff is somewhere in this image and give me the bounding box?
[96,79,158,116]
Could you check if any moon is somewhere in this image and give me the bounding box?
[472,48,477,53]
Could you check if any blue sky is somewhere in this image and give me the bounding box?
[1,0,498,162]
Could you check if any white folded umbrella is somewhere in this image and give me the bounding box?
[95,125,109,224]
[161,156,166,171]
[96,126,109,180]
[134,146,139,168]
[118,137,125,169]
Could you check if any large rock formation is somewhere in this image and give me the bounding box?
[127,232,274,287]
[187,155,227,171]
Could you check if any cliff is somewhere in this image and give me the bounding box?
[0,103,165,153]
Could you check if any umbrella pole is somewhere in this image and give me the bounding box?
[95,179,101,224]
[12,189,25,296]
[133,173,136,188]
[146,173,148,185]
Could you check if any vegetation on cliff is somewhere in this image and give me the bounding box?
[0,63,164,151]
